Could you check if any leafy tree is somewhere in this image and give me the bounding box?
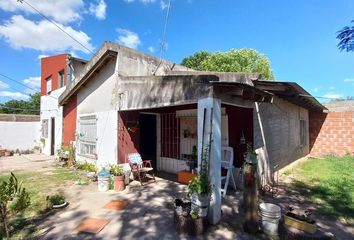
[337,21,354,52]
[0,92,40,115]
[0,173,30,239]
[181,49,275,80]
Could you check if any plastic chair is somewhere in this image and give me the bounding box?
[221,146,237,197]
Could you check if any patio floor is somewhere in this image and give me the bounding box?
[36,173,255,240]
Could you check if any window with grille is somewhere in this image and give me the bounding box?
[42,119,48,138]
[78,115,97,158]
[300,119,307,146]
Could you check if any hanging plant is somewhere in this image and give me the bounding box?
[128,127,138,133]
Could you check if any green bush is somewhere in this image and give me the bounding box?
[76,161,97,173]
[46,194,65,208]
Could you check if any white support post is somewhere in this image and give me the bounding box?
[197,97,221,225]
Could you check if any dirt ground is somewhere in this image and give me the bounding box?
[0,155,353,239]
[0,154,55,174]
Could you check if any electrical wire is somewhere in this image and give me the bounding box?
[0,72,58,100]
[153,0,172,75]
[18,0,96,56]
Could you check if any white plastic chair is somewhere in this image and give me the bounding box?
[221,146,237,197]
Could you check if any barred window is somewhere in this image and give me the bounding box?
[78,115,97,158]
[42,120,48,138]
[300,119,307,146]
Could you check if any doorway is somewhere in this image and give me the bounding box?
[139,114,157,169]
[50,117,55,156]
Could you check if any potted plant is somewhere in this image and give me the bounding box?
[244,143,257,165]
[46,194,68,209]
[284,206,317,234]
[109,165,125,192]
[187,148,211,218]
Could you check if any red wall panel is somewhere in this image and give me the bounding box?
[41,54,67,96]
[63,95,77,146]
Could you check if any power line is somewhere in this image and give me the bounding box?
[298,94,346,100]
[153,0,172,75]
[0,72,58,100]
[159,0,171,59]
[0,73,38,93]
[18,0,96,56]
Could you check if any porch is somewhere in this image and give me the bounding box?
[117,73,273,224]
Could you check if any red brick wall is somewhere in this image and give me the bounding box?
[62,95,77,146]
[41,54,67,96]
[309,111,354,156]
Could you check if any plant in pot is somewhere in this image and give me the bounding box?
[244,143,257,165]
[109,165,125,192]
[187,148,211,218]
[284,206,317,234]
[46,194,68,209]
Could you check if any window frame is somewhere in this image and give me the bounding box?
[46,76,52,94]
[58,70,65,88]
[42,119,48,138]
[77,115,97,159]
[300,119,307,146]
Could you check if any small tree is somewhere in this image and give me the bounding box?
[0,172,30,239]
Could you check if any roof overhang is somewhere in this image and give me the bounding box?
[118,74,273,111]
[59,50,117,105]
[253,80,327,112]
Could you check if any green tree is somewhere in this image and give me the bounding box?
[337,21,354,52]
[181,49,275,80]
[0,92,40,115]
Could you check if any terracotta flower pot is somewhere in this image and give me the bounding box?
[114,175,125,192]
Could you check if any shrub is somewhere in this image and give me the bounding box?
[0,173,30,238]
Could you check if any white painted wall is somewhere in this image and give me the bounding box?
[76,58,118,166]
[76,111,117,166]
[40,87,66,155]
[0,121,41,150]
[198,97,222,225]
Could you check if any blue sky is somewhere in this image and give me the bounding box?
[0,0,354,103]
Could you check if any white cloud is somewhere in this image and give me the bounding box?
[23,76,40,90]
[0,15,94,54]
[0,80,9,89]
[344,78,354,82]
[160,0,169,9]
[124,0,156,3]
[37,54,48,60]
[322,92,343,100]
[0,91,29,100]
[116,28,141,49]
[148,46,155,53]
[0,0,84,24]
[89,0,107,20]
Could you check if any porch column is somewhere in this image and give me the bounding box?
[197,97,221,225]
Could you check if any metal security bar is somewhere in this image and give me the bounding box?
[78,115,97,157]
[161,113,180,159]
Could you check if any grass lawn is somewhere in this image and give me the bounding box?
[0,167,87,239]
[285,155,354,223]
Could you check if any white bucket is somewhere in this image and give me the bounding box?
[259,202,281,236]
[97,176,110,192]
[191,194,209,217]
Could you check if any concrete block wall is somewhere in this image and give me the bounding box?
[309,111,354,156]
[254,97,309,184]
